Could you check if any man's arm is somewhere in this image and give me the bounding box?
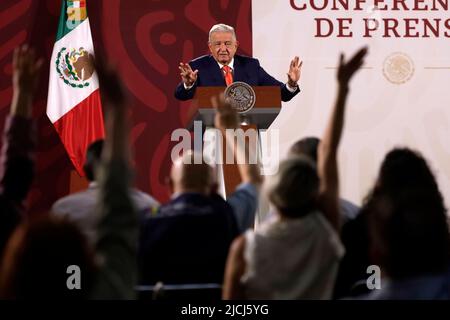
[222,235,246,299]
[280,83,301,102]
[91,60,138,299]
[212,95,262,231]
[212,95,263,187]
[256,61,301,102]
[1,45,41,201]
[318,47,368,231]
[0,45,41,256]
[0,111,35,203]
[174,81,197,101]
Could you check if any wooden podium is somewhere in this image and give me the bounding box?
[187,86,282,196]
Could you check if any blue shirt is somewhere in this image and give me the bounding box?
[227,182,259,232]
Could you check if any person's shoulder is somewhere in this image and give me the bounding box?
[235,54,258,62]
[311,211,336,231]
[235,54,260,65]
[228,182,258,202]
[129,188,160,208]
[156,193,202,216]
[52,189,94,210]
[190,55,214,67]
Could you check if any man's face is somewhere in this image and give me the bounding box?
[208,31,238,65]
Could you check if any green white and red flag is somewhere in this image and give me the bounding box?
[47,0,104,175]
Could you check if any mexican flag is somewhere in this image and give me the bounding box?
[47,0,104,175]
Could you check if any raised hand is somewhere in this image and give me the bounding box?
[211,94,262,187]
[179,62,198,87]
[211,94,239,131]
[95,59,126,108]
[13,45,43,94]
[317,46,369,231]
[94,58,129,162]
[286,56,303,87]
[337,47,368,87]
[11,45,43,117]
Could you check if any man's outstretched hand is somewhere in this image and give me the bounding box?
[287,56,302,87]
[95,58,126,108]
[179,62,198,87]
[337,47,368,88]
[94,58,129,162]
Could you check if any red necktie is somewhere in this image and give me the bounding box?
[223,65,233,86]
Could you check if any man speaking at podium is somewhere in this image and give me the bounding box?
[174,23,302,102]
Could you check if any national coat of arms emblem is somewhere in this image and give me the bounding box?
[56,47,94,88]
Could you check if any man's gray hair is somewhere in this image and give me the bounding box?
[209,23,237,42]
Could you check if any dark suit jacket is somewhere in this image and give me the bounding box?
[138,193,239,285]
[174,54,300,102]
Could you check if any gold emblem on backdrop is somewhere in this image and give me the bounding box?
[383,52,415,85]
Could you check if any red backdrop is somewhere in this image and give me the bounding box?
[0,0,252,213]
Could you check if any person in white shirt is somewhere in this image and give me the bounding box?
[222,47,368,300]
[51,139,159,245]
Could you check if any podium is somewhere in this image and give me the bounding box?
[186,86,282,197]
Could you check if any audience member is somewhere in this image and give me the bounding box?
[51,139,159,245]
[359,148,450,299]
[288,138,366,299]
[0,45,40,261]
[0,45,96,299]
[138,95,262,286]
[0,215,95,299]
[222,47,368,299]
[0,46,94,299]
[89,58,139,299]
[1,50,139,300]
[288,136,360,224]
